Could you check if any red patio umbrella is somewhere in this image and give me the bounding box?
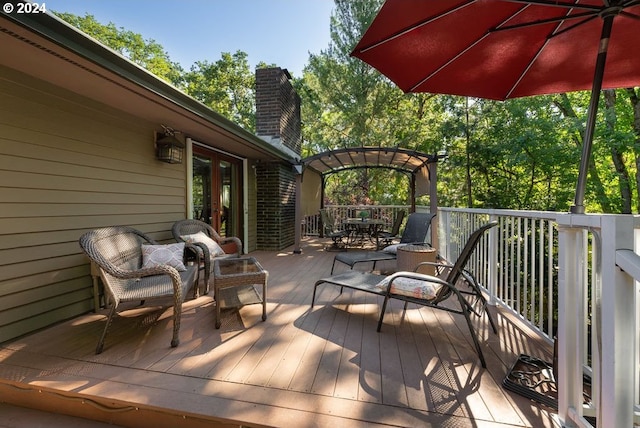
[351,0,640,213]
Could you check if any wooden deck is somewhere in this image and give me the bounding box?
[0,238,557,428]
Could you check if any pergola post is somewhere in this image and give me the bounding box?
[410,173,416,213]
[293,167,303,254]
[428,161,438,249]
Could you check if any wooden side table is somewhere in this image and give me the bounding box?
[396,244,437,275]
[212,257,268,329]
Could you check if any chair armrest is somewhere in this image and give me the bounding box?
[219,236,243,256]
[384,271,450,288]
[414,261,450,276]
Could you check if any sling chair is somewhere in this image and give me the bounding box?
[330,212,436,274]
[320,208,349,250]
[313,221,499,368]
[374,209,406,249]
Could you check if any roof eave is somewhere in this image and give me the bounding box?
[1,6,294,161]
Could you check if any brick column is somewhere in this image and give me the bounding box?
[255,67,301,154]
[255,162,296,250]
[254,67,302,250]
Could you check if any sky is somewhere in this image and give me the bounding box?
[46,0,336,78]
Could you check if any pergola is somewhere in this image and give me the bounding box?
[293,146,444,253]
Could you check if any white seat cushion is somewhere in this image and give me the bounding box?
[181,231,225,257]
[376,275,442,300]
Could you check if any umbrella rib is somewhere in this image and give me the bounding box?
[620,10,640,20]
[409,3,533,92]
[409,33,490,92]
[355,0,475,53]
[502,0,602,12]
[490,11,596,32]
[548,14,599,38]
[504,1,590,98]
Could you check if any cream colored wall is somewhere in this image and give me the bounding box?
[301,169,322,217]
[0,66,188,343]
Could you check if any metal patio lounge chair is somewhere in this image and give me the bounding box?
[313,221,499,368]
[79,226,200,354]
[172,219,242,294]
[330,212,436,274]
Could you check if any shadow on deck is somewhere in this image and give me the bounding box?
[0,237,557,428]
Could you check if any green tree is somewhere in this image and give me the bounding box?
[183,51,258,131]
[301,0,445,206]
[53,12,184,87]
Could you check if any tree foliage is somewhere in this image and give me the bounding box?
[54,12,184,86]
[55,6,640,213]
[183,52,257,131]
[298,1,640,213]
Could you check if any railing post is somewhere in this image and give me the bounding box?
[557,215,585,428]
[558,214,636,428]
[600,215,635,428]
[488,214,498,304]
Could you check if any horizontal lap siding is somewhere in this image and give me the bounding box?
[0,67,187,343]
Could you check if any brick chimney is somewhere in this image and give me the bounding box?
[253,67,302,251]
[255,67,302,156]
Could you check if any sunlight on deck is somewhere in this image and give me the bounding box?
[0,237,557,428]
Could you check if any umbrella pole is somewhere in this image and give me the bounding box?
[570,14,615,214]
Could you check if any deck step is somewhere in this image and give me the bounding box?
[0,381,245,428]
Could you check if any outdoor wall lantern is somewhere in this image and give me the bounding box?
[155,126,185,164]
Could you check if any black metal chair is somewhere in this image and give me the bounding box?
[330,212,436,274]
[314,221,499,368]
[375,209,406,248]
[320,208,349,250]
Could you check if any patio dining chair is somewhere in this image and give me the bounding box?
[330,212,435,274]
[79,226,200,354]
[172,219,242,294]
[375,209,406,249]
[313,221,499,367]
[320,208,349,251]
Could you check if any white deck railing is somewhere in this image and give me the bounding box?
[440,209,640,428]
[304,205,410,237]
[310,205,640,427]
[438,208,561,341]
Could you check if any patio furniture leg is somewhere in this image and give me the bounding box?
[331,257,338,275]
[96,304,117,354]
[171,303,182,347]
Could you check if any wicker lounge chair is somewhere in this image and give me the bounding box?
[172,219,242,294]
[79,226,200,354]
[313,221,499,367]
[330,212,436,274]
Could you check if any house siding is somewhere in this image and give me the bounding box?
[0,66,188,343]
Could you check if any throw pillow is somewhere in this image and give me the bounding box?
[376,275,442,300]
[141,243,186,271]
[382,243,406,254]
[181,231,226,258]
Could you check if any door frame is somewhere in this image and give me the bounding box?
[187,138,247,252]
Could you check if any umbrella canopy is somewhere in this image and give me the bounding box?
[351,0,640,213]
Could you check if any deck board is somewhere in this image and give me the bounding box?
[0,237,557,428]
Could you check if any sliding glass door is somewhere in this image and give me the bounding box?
[192,147,242,238]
